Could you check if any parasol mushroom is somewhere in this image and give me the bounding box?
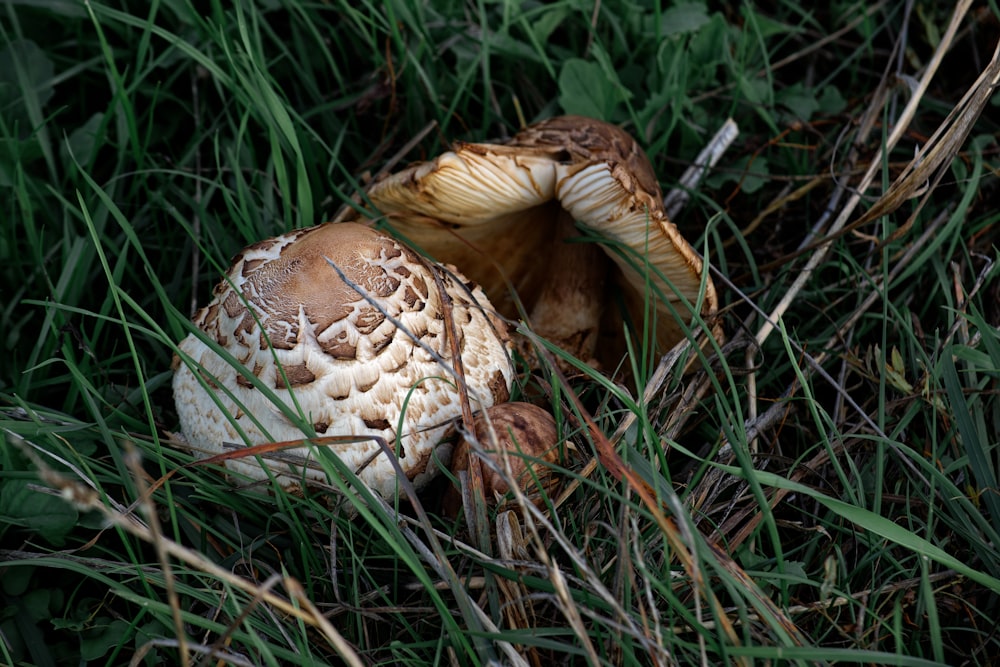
[172,222,514,498]
[347,115,720,367]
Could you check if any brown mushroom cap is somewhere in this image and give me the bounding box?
[442,401,561,516]
[353,116,719,365]
[172,223,514,497]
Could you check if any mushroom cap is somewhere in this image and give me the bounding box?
[355,115,719,363]
[172,223,514,497]
[441,401,561,516]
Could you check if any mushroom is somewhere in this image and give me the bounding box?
[441,401,561,517]
[347,115,720,366]
[172,222,514,498]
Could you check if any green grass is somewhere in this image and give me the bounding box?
[2,1,1000,665]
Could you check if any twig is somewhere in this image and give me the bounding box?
[664,118,740,220]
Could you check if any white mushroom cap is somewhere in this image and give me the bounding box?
[172,223,514,497]
[355,116,720,364]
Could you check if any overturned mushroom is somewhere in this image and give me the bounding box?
[349,115,720,366]
[172,223,514,498]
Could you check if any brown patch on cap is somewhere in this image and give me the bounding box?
[363,417,392,430]
[260,329,298,352]
[275,362,316,389]
[199,303,220,329]
[223,291,245,319]
[488,369,510,404]
[241,238,275,254]
[402,285,424,309]
[404,447,433,480]
[236,361,266,388]
[242,258,266,276]
[321,333,357,360]
[236,311,256,337]
[357,375,379,393]
[354,306,385,335]
[371,331,394,356]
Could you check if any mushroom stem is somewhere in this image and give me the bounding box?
[522,213,607,366]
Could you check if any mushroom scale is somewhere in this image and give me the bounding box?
[173,223,514,496]
[353,115,720,365]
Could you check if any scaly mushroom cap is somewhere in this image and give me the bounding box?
[354,115,719,364]
[172,223,514,497]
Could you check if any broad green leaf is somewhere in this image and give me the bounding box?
[558,58,623,120]
[79,618,130,661]
[778,83,821,121]
[660,2,711,37]
[531,7,569,44]
[817,85,848,114]
[0,565,34,597]
[0,479,79,546]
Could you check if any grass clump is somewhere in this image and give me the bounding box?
[2,1,999,665]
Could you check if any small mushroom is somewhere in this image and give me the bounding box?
[350,115,720,366]
[441,402,561,517]
[172,222,514,498]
